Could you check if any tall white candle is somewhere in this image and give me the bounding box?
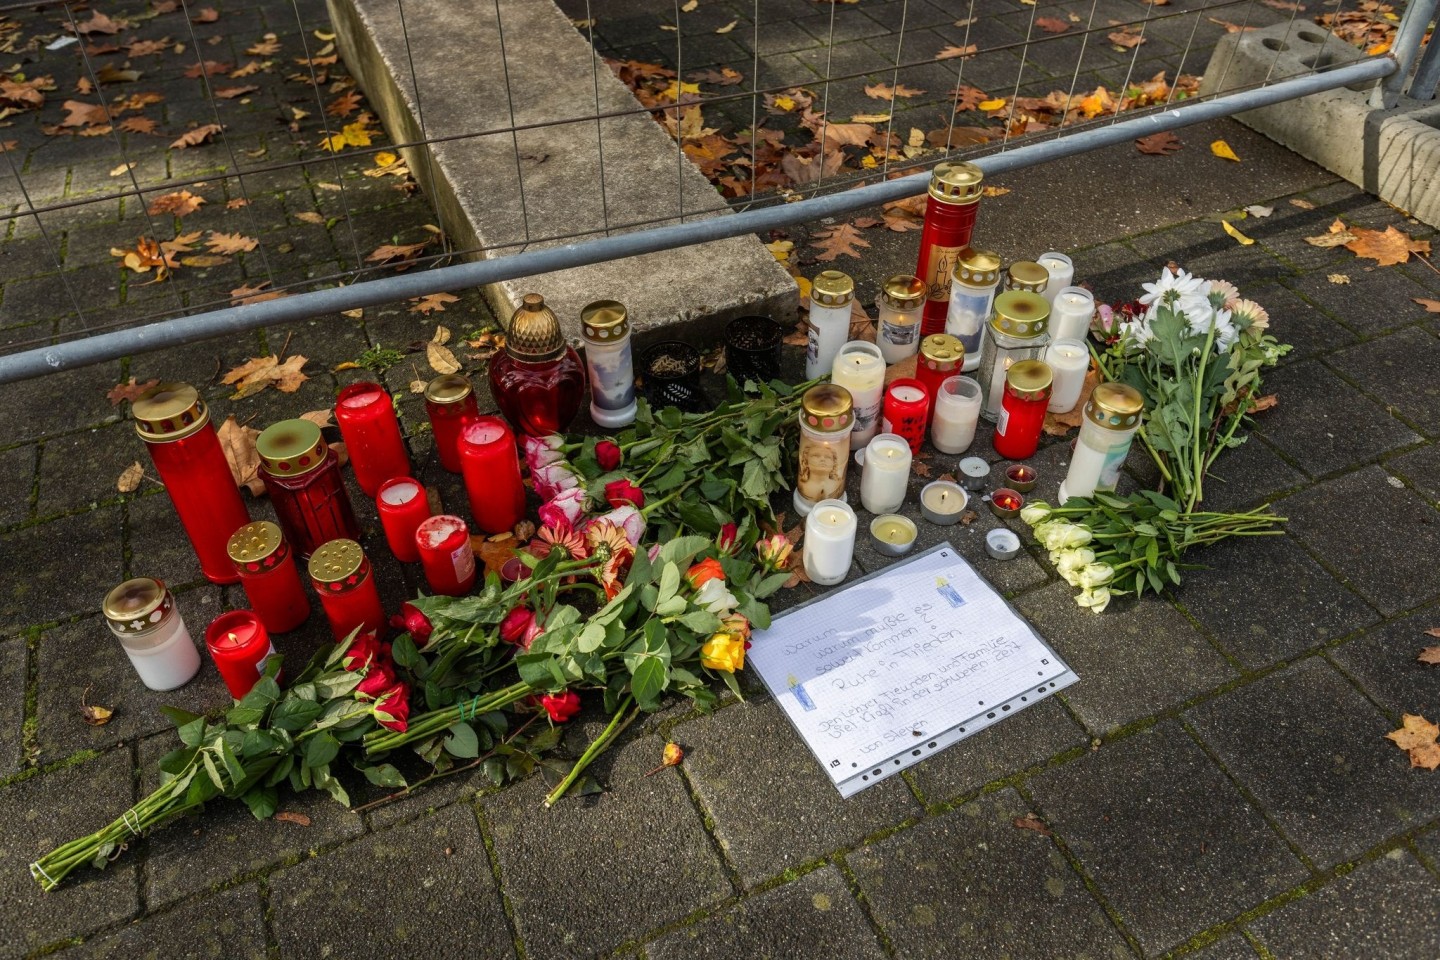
[1049,286,1095,342]
[831,341,886,447]
[931,375,982,454]
[876,275,926,365]
[803,499,857,586]
[859,433,912,514]
[807,271,854,380]
[984,354,1014,421]
[1037,253,1074,307]
[104,579,201,691]
[1044,338,1089,414]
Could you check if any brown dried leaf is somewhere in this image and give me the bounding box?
[1386,714,1439,751]
[118,116,159,135]
[470,534,518,579]
[183,60,232,79]
[810,222,871,262]
[231,282,287,305]
[1290,197,1316,210]
[117,461,144,493]
[513,519,536,541]
[1108,30,1146,48]
[1344,225,1431,267]
[274,811,312,826]
[214,85,258,99]
[365,240,432,269]
[146,190,205,217]
[1409,743,1440,770]
[937,44,977,60]
[864,82,925,101]
[426,341,461,375]
[1417,646,1440,665]
[246,34,281,56]
[1304,218,1357,248]
[1412,298,1440,313]
[191,8,220,23]
[180,254,231,268]
[107,377,159,405]
[1035,17,1071,33]
[72,11,123,35]
[1136,131,1181,155]
[293,211,326,224]
[326,90,362,117]
[1012,813,1052,836]
[169,123,223,149]
[1250,394,1279,413]
[61,99,109,127]
[1043,366,1100,435]
[222,354,310,398]
[206,231,259,255]
[409,292,460,315]
[216,414,265,495]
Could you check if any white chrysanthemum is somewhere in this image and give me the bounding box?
[1139,267,1207,309]
[1122,317,1154,348]
[1184,301,1216,338]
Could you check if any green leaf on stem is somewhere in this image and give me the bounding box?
[444,722,480,758]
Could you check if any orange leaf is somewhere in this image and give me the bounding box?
[72,11,123,35]
[214,85,258,99]
[118,116,159,135]
[107,377,160,405]
[810,222,871,262]
[274,811,312,826]
[409,292,460,314]
[937,44,977,60]
[1344,225,1431,267]
[146,191,206,217]
[326,90,362,117]
[60,100,109,127]
[183,61,231,79]
[470,534,518,579]
[231,282,287,305]
[864,82,925,101]
[1413,298,1440,313]
[1035,17,1070,34]
[169,123,223,149]
[191,7,220,23]
[1109,30,1146,48]
[221,354,310,398]
[1417,646,1440,665]
[1386,714,1439,751]
[206,231,259,255]
[1409,743,1440,770]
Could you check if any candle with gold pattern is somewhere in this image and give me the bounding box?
[257,419,360,559]
[876,274,926,365]
[806,270,854,380]
[227,521,310,633]
[945,248,1001,371]
[103,577,201,691]
[976,291,1050,422]
[308,539,386,643]
[794,383,853,518]
[1060,383,1146,503]
[424,374,479,473]
[914,333,964,426]
[916,161,984,337]
[581,299,637,428]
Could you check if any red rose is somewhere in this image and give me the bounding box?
[604,478,645,510]
[355,659,396,699]
[717,522,738,555]
[341,631,381,672]
[540,689,581,723]
[596,440,622,471]
[373,682,411,732]
[500,606,542,649]
[388,602,434,646]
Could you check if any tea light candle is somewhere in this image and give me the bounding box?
[989,487,1025,518]
[831,341,886,447]
[1049,286,1095,343]
[958,457,990,492]
[803,499,857,586]
[985,528,1022,560]
[376,477,432,563]
[500,556,531,586]
[1037,253,1074,307]
[1005,465,1038,492]
[103,578,201,692]
[1045,337,1090,414]
[415,514,477,596]
[205,609,277,700]
[859,433,913,514]
[869,514,917,557]
[931,375,982,454]
[920,481,968,525]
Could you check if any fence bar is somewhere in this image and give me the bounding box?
[1410,32,1440,101]
[0,53,1395,387]
[1374,0,1437,107]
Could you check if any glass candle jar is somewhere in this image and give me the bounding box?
[227,521,310,634]
[490,293,588,436]
[1044,338,1090,414]
[204,609,276,700]
[803,499,857,586]
[881,378,929,454]
[334,381,411,497]
[1036,252,1074,307]
[1061,382,1145,503]
[807,270,854,380]
[915,333,964,426]
[309,539,386,643]
[993,359,1053,461]
[132,382,251,585]
[581,299,637,429]
[257,419,360,559]
[794,383,853,518]
[424,374,479,474]
[376,476,432,563]
[916,161,984,337]
[945,248,1001,371]
[860,433,912,514]
[458,417,526,535]
[415,514,476,596]
[876,274,926,365]
[1005,261,1049,296]
[1049,286,1096,343]
[831,340,885,448]
[640,340,705,412]
[931,375,982,454]
[977,291,1050,422]
[103,577,201,691]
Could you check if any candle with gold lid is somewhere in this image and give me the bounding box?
[257,418,360,559]
[794,383,854,518]
[580,299,637,428]
[424,374,478,473]
[308,539,385,643]
[103,577,201,691]
[489,292,587,437]
[227,520,310,633]
[876,274,926,365]
[1005,260,1049,296]
[1060,382,1146,502]
[945,248,1001,371]
[915,333,964,425]
[807,270,854,379]
[993,360,1053,461]
[916,161,984,337]
[977,291,1050,422]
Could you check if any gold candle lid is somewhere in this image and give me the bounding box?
[920,334,964,369]
[811,270,854,307]
[954,248,1001,287]
[256,419,328,478]
[103,577,173,631]
[927,161,984,204]
[991,291,1050,339]
[1006,261,1049,293]
[800,383,854,433]
[505,293,565,361]
[1085,382,1145,431]
[580,299,630,343]
[1004,360,1053,401]
[308,539,369,589]
[227,520,286,567]
[424,374,473,406]
[879,275,925,311]
[132,382,209,442]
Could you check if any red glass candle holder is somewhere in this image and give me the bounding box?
[881,378,930,454]
[376,476,431,563]
[132,383,251,585]
[988,487,1025,518]
[489,294,587,436]
[500,556,531,586]
[916,162,983,337]
[993,360,1053,461]
[1003,464,1038,493]
[424,374,479,473]
[915,334,964,426]
[335,381,411,497]
[257,419,360,559]
[308,539,386,643]
[458,417,526,535]
[227,521,310,633]
[415,514,477,596]
[204,609,277,700]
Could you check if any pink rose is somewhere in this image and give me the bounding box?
[604,478,645,509]
[595,440,622,471]
[593,504,645,546]
[523,434,566,472]
[538,487,588,529]
[532,462,580,502]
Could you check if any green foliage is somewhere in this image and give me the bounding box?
[353,344,406,373]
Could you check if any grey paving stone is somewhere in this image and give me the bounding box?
[1014,582,1235,736]
[1172,533,1377,671]
[848,787,1130,960]
[1252,282,1358,365]
[1186,934,1260,959]
[1332,326,1440,439]
[36,424,142,517]
[480,730,731,959]
[1192,433,1306,514]
[1188,659,1440,870]
[1127,220,1296,291]
[673,696,922,886]
[0,505,124,627]
[58,883,268,960]
[0,443,34,527]
[1287,266,1434,337]
[1387,443,1440,503]
[1249,851,1440,960]
[1330,609,1440,724]
[270,805,513,959]
[0,637,27,779]
[1280,466,1440,616]
[1027,722,1307,955]
[0,749,140,956]
[646,865,886,960]
[0,362,125,446]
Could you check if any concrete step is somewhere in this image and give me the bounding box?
[326,0,796,339]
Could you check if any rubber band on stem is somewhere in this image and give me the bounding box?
[30,862,56,888]
[121,809,142,837]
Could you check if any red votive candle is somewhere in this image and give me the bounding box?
[415,514,477,596]
[132,383,251,585]
[500,556,531,586]
[993,360,1053,461]
[916,162,983,337]
[204,609,277,699]
[256,419,360,559]
[424,374,479,473]
[308,539,386,643]
[458,417,526,535]
[882,378,930,454]
[1004,464,1038,493]
[334,381,411,497]
[376,476,431,563]
[227,521,310,633]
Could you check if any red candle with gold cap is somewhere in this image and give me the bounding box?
[916,162,984,338]
[204,609,277,699]
[488,293,587,437]
[334,381,411,496]
[993,360,1054,461]
[881,378,930,455]
[423,374,478,473]
[257,418,360,559]
[308,539,386,643]
[458,416,526,535]
[227,521,310,633]
[915,334,964,426]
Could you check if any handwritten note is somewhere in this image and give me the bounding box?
[749,544,1077,796]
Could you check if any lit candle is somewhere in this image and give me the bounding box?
[876,275,926,365]
[309,539,387,643]
[415,514,477,596]
[869,514,917,557]
[993,360,1053,462]
[204,609,277,700]
[1049,286,1096,343]
[1004,464,1038,492]
[807,270,855,380]
[458,417,526,535]
[103,577,201,691]
[977,291,1050,422]
[1045,338,1090,414]
[803,499,857,586]
[989,488,1025,518]
[931,375,982,454]
[335,381,412,497]
[831,341,886,448]
[1037,252,1074,307]
[860,433,912,514]
[881,379,929,454]
[376,477,432,563]
[227,521,310,634]
[919,480,967,526]
[500,556,531,586]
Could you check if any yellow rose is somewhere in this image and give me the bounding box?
[699,632,746,673]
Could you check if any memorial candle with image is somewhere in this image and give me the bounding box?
[916,161,984,337]
[794,384,854,518]
[806,270,855,380]
[580,299,637,429]
[876,275,926,365]
[945,248,1001,370]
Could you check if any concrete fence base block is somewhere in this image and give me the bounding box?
[326,0,796,339]
[1200,23,1440,229]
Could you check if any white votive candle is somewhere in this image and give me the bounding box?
[931,375,982,454]
[1044,338,1090,414]
[103,578,201,691]
[860,433,912,514]
[803,499,857,586]
[807,270,855,380]
[1037,252,1074,307]
[832,341,886,447]
[1049,286,1095,343]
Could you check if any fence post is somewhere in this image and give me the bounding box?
[1372,0,1438,108]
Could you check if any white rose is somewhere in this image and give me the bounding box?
[1020,503,1052,526]
[1074,587,1112,614]
[696,578,738,616]
[1078,563,1114,589]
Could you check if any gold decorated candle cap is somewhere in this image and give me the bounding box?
[991,291,1050,339]
[811,270,854,307]
[227,520,286,567]
[954,248,1001,286]
[880,274,925,311]
[800,383,854,433]
[580,299,630,343]
[132,382,209,442]
[920,333,964,368]
[1006,260,1049,293]
[424,373,473,406]
[308,539,369,589]
[103,577,172,632]
[927,160,983,204]
[1085,382,1145,431]
[256,419,328,477]
[1005,359,1053,401]
[506,293,565,361]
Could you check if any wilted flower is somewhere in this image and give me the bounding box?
[532,462,580,502]
[1020,502,1052,526]
[538,487,588,529]
[695,578,738,616]
[721,612,751,640]
[522,434,566,472]
[1075,587,1112,613]
[595,439,622,471]
[756,534,793,571]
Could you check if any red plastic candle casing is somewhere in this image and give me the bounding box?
[415,514,477,596]
[993,360,1053,461]
[458,417,526,535]
[916,162,984,338]
[204,609,277,700]
[376,477,431,563]
[489,293,588,437]
[881,378,930,455]
[334,381,411,497]
[424,374,479,473]
[308,539,386,643]
[132,383,251,585]
[227,521,310,633]
[256,419,360,559]
[915,334,964,426]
